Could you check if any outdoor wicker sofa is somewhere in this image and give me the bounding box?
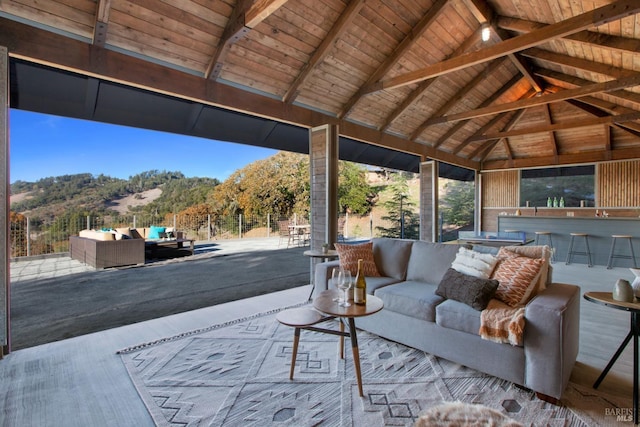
[69,227,186,269]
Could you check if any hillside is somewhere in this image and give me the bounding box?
[10,170,219,221]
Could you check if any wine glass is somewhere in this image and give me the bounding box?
[332,268,343,302]
[338,270,352,307]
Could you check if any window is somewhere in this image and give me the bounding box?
[520,165,595,208]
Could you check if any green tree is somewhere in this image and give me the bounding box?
[440,179,475,227]
[338,162,374,215]
[376,174,419,239]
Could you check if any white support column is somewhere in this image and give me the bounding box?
[0,46,9,355]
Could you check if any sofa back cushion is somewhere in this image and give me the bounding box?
[372,238,414,280]
[406,241,461,284]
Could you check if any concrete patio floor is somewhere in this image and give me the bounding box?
[9,237,312,350]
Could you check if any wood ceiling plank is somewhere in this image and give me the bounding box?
[380,25,482,132]
[367,0,640,93]
[411,58,508,141]
[338,0,448,118]
[283,0,365,104]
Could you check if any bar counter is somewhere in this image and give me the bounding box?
[497,215,640,267]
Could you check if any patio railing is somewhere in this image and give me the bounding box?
[10,211,402,259]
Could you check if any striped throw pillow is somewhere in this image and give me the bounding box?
[491,255,544,307]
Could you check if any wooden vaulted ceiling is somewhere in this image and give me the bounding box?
[1,0,640,172]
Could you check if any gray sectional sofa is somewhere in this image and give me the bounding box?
[313,237,580,401]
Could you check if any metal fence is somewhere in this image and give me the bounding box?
[10,211,404,259]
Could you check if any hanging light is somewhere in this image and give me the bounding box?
[481,24,491,42]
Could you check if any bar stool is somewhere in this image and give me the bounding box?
[606,234,637,269]
[534,231,555,262]
[565,232,592,267]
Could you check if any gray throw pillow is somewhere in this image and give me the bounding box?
[435,268,499,311]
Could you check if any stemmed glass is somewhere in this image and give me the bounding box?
[337,270,352,307]
[332,268,343,302]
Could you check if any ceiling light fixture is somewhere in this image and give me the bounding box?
[481,24,491,42]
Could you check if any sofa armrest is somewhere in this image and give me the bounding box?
[524,282,580,399]
[313,260,341,299]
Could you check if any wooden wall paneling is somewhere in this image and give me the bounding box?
[481,170,519,208]
[598,160,640,207]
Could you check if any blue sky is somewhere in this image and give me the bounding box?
[9,109,279,183]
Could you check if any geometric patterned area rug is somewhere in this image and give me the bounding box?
[118,306,631,426]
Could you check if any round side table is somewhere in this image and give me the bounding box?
[584,291,639,425]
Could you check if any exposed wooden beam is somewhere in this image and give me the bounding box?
[476,109,530,163]
[535,68,640,106]
[482,146,640,170]
[565,98,640,137]
[497,16,640,55]
[411,58,508,141]
[0,17,479,172]
[464,0,544,93]
[466,94,536,160]
[244,0,289,28]
[424,73,640,126]
[285,0,365,105]
[468,111,640,142]
[542,104,558,156]
[453,112,510,155]
[366,0,640,93]
[205,0,287,80]
[521,47,638,79]
[380,29,482,133]
[433,75,524,148]
[93,0,112,47]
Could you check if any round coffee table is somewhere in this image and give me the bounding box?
[313,289,383,396]
[584,291,640,424]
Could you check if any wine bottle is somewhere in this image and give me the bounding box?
[354,259,367,305]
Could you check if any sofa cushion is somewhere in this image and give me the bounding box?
[406,241,460,284]
[451,247,499,279]
[148,225,166,240]
[334,241,380,277]
[435,268,499,311]
[492,254,544,307]
[499,245,552,291]
[79,229,115,241]
[372,238,413,280]
[374,281,444,322]
[436,299,481,336]
[115,227,132,238]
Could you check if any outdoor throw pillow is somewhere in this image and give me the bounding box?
[451,247,499,279]
[148,225,166,239]
[435,268,499,311]
[491,255,544,307]
[334,241,381,277]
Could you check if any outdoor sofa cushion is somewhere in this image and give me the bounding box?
[372,238,413,280]
[406,241,460,284]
